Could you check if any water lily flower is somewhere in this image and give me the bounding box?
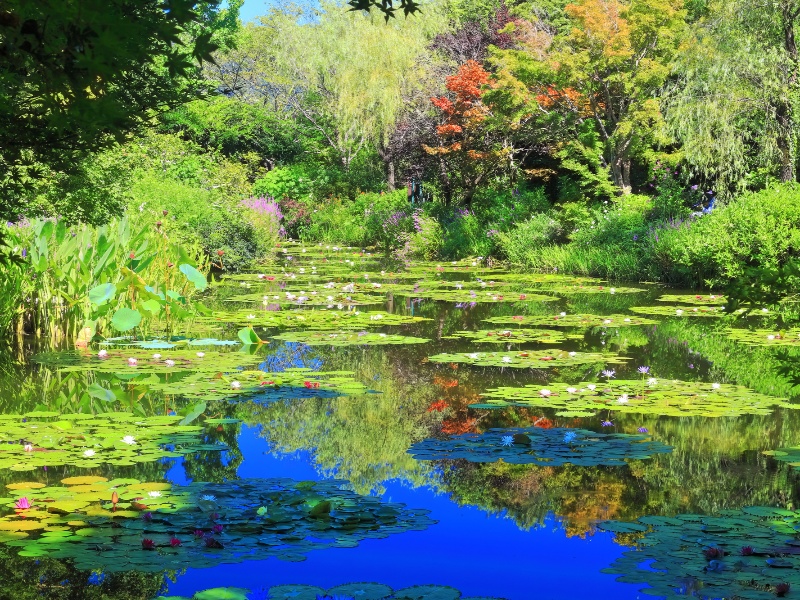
[141,538,156,550]
[676,309,684,315]
[83,449,96,457]
[121,435,136,445]
[610,288,616,294]
[142,512,152,521]
[587,384,597,391]
[194,529,205,537]
[566,387,577,394]
[602,369,616,379]
[500,435,514,446]
[637,366,650,374]
[212,524,224,534]
[467,353,479,359]
[196,352,205,358]
[767,334,776,340]
[740,545,754,556]
[15,497,31,510]
[200,494,216,502]
[170,537,182,547]
[568,351,577,357]
[617,394,629,404]
[148,491,162,498]
[152,353,161,359]
[603,319,612,324]
[775,583,790,597]
[247,314,255,320]
[111,491,119,506]
[23,443,32,452]
[648,378,658,385]
[601,420,613,427]
[563,431,577,443]
[98,350,108,358]
[712,383,720,389]
[762,308,769,313]
[164,359,175,367]
[127,357,138,366]
[623,318,631,322]
[560,312,567,317]
[501,356,512,363]
[637,427,648,433]
[87,572,106,586]
[230,381,241,390]
[539,389,552,397]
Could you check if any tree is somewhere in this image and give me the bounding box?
[0,0,233,224]
[666,0,800,192]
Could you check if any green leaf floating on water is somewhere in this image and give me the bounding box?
[392,289,556,303]
[442,328,568,344]
[474,380,791,418]
[600,506,800,600]
[726,328,800,347]
[427,350,628,368]
[272,330,430,346]
[629,305,725,317]
[0,477,435,573]
[483,314,658,327]
[0,412,224,471]
[656,293,727,305]
[199,310,430,330]
[226,291,383,307]
[46,348,263,375]
[408,427,671,466]
[237,326,263,345]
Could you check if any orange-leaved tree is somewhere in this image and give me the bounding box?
[423,60,511,206]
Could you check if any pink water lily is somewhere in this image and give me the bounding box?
[15,497,31,510]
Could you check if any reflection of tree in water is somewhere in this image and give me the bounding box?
[0,546,166,600]
[259,342,323,372]
[440,411,800,538]
[179,416,243,484]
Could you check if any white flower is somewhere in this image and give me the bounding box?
[676,309,684,315]
[148,491,162,498]
[83,449,95,457]
[122,436,136,445]
[587,384,597,391]
[231,381,241,389]
[196,352,205,358]
[502,356,512,363]
[762,308,769,313]
[617,394,629,404]
[152,353,162,359]
[127,357,138,366]
[247,314,255,320]
[712,383,720,389]
[767,335,776,340]
[539,389,552,397]
[97,350,108,358]
[610,288,616,294]
[566,387,577,394]
[200,494,216,501]
[560,312,567,317]
[164,359,175,367]
[568,351,577,357]
[23,443,32,452]
[624,318,631,322]
[455,284,463,290]
[648,378,658,385]
[467,353,479,359]
[603,319,612,324]
[378,333,387,337]
[337,304,344,310]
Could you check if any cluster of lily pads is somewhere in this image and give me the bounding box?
[472,380,793,418]
[483,314,658,328]
[442,328,569,344]
[200,310,429,330]
[599,506,800,599]
[0,477,434,572]
[408,427,671,466]
[157,583,506,600]
[629,305,725,318]
[272,331,430,347]
[727,328,800,347]
[0,412,224,471]
[427,350,628,369]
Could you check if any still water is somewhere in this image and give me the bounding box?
[2,244,800,600]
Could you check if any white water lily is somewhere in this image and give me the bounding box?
[148,491,162,498]
[501,356,512,363]
[121,436,136,445]
[676,309,684,315]
[568,351,577,357]
[610,288,616,294]
[587,384,597,391]
[767,334,776,340]
[712,383,721,389]
[247,314,256,320]
[624,318,631,322]
[127,357,138,366]
[467,353,479,359]
[231,381,241,389]
[603,319,612,324]
[152,353,162,359]
[560,312,567,317]
[164,359,175,367]
[200,494,216,501]
[648,378,658,385]
[196,352,205,358]
[97,350,108,358]
[566,387,577,394]
[539,389,552,397]
[617,394,629,404]
[83,449,96,457]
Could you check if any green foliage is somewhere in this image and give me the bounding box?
[496,213,564,263]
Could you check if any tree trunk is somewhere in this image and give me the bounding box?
[776,105,794,182]
[387,160,395,191]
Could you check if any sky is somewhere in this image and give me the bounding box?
[239,0,271,21]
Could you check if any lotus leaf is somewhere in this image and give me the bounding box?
[426,350,628,368]
[408,427,671,466]
[0,478,435,573]
[473,380,789,418]
[601,507,800,600]
[483,314,658,328]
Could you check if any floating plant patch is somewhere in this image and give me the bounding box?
[140,368,368,402]
[442,328,568,344]
[530,283,646,295]
[471,380,791,418]
[726,328,800,347]
[656,294,727,305]
[225,291,383,307]
[408,427,671,466]
[599,507,800,599]
[483,314,658,328]
[272,331,430,346]
[200,310,430,330]
[156,582,507,600]
[99,338,239,349]
[50,349,262,375]
[0,413,224,471]
[629,305,725,317]
[426,350,628,369]
[0,477,435,572]
[763,446,800,470]
[392,289,555,303]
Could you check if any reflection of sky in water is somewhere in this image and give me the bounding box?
[163,426,643,600]
[259,342,323,372]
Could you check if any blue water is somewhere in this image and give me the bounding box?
[162,426,647,599]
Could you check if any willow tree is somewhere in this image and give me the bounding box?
[667,0,800,192]
[214,2,446,188]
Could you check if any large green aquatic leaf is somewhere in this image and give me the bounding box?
[272,330,430,346]
[88,283,116,305]
[483,314,658,328]
[0,477,435,573]
[427,350,628,369]
[111,308,142,332]
[408,427,671,466]
[601,507,800,600]
[474,380,790,418]
[179,264,207,291]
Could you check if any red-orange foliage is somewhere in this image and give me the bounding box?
[427,400,449,412]
[441,418,478,434]
[427,60,491,148]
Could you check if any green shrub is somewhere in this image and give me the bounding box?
[397,210,444,260]
[497,213,564,264]
[471,184,550,232]
[253,165,314,202]
[442,211,495,258]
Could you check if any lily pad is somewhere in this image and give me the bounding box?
[427,350,628,369]
[483,314,658,328]
[272,330,429,346]
[442,328,567,344]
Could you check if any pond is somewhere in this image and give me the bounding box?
[2,242,800,600]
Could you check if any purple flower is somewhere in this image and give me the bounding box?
[637,427,649,433]
[601,369,616,379]
[637,366,650,374]
[601,420,613,427]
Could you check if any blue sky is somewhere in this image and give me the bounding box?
[239,0,270,21]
